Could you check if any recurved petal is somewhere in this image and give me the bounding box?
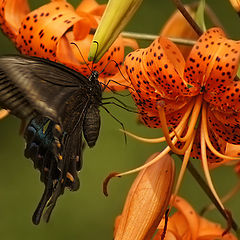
[184,28,226,95]
[76,0,106,16]
[114,153,175,240]
[153,196,199,239]
[198,217,237,239]
[15,1,81,60]
[0,0,30,40]
[171,196,200,239]
[155,196,237,240]
[203,38,240,112]
[56,32,125,77]
[124,36,192,100]
[124,36,192,127]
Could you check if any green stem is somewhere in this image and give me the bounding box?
[237,228,240,238]
[121,32,196,45]
[174,154,239,232]
[91,28,196,45]
[171,0,203,36]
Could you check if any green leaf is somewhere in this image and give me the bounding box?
[195,0,206,32]
[187,83,193,89]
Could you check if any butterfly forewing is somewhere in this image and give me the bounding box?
[0,70,36,119]
[0,55,89,121]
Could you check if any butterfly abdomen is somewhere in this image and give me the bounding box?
[83,104,101,148]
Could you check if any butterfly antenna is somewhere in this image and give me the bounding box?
[101,83,132,97]
[103,101,138,114]
[70,42,92,73]
[99,59,131,85]
[92,41,134,93]
[100,79,134,93]
[102,98,138,113]
[101,105,127,144]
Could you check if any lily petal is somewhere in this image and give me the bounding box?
[15,1,81,60]
[184,28,226,95]
[76,0,106,16]
[154,196,237,240]
[0,0,30,40]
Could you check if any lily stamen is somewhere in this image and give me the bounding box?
[119,98,195,144]
[157,99,197,155]
[119,129,169,143]
[173,95,202,142]
[200,115,225,210]
[172,129,196,199]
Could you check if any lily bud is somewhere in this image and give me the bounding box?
[89,0,143,62]
[160,5,198,59]
[0,109,9,119]
[114,153,175,240]
[229,0,240,15]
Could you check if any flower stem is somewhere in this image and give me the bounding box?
[201,181,240,214]
[121,32,196,45]
[171,0,203,36]
[174,154,239,233]
[90,28,196,45]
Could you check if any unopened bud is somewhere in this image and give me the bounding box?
[114,153,175,240]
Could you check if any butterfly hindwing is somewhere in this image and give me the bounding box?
[24,116,60,224]
[41,91,92,223]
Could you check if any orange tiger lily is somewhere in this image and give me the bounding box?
[153,196,237,240]
[113,27,240,213]
[0,0,138,89]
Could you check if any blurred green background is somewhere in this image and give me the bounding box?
[0,0,239,239]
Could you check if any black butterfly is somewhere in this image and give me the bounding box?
[0,55,102,224]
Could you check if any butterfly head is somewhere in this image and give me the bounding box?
[88,70,99,82]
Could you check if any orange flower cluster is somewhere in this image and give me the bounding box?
[120,28,240,215]
[0,0,138,89]
[114,154,237,240]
